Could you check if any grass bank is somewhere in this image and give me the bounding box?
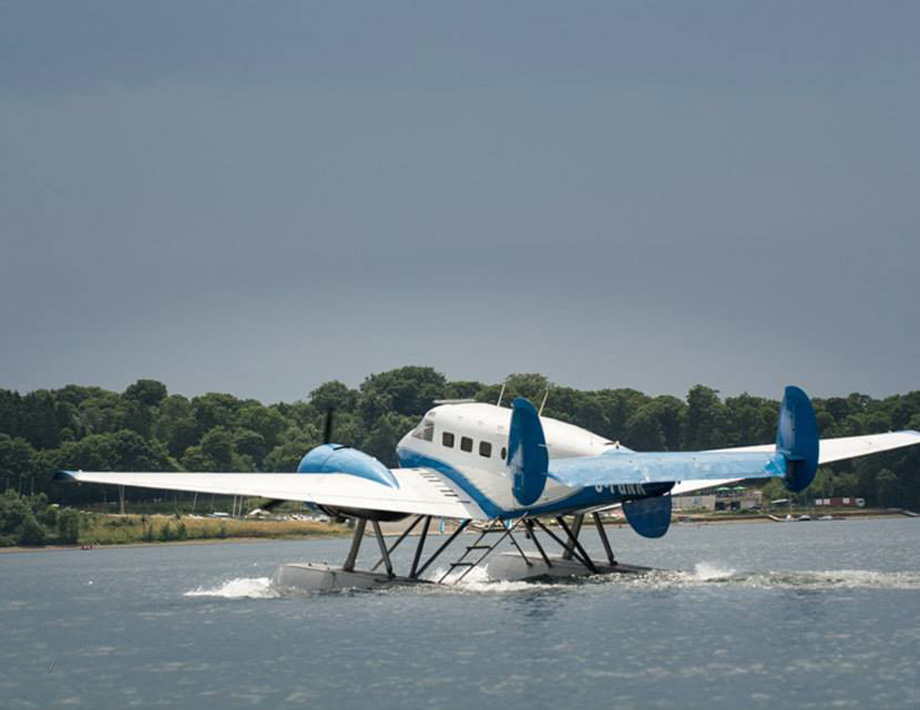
[77,513,350,546]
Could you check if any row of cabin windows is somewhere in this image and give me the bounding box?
[441,431,506,460]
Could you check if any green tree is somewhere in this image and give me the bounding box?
[361,413,415,467]
[0,434,36,491]
[154,395,198,458]
[684,385,729,450]
[124,379,168,408]
[646,396,686,450]
[359,366,447,419]
[502,373,551,404]
[199,427,235,471]
[308,381,357,414]
[237,404,286,451]
[876,468,900,508]
[625,405,665,450]
[56,509,81,544]
[18,513,46,546]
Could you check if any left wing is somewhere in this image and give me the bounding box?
[56,468,487,520]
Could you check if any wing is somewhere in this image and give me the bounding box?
[56,468,487,520]
[709,430,920,465]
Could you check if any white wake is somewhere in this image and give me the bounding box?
[184,577,279,599]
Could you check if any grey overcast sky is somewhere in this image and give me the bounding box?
[1,1,918,403]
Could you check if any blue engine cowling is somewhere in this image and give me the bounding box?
[297,443,399,488]
[296,444,406,521]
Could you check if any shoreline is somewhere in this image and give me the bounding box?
[0,532,352,554]
[2,508,914,553]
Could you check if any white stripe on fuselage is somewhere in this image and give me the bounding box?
[396,402,622,513]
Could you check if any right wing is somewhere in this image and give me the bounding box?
[710,430,920,465]
[56,468,487,520]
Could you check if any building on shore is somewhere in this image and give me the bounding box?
[814,497,865,508]
[672,486,763,512]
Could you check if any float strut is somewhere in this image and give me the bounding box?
[505,522,533,568]
[532,518,590,568]
[342,519,366,572]
[524,519,552,568]
[409,516,432,579]
[371,520,394,578]
[592,512,616,566]
[554,517,598,574]
[370,515,424,573]
[561,513,584,561]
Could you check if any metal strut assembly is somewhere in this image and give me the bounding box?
[592,512,616,566]
[531,517,598,573]
[338,515,475,582]
[334,512,620,586]
[561,513,585,561]
[439,518,530,584]
[342,518,366,572]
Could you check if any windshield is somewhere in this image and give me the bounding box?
[411,419,434,442]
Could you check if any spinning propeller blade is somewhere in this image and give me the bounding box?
[323,408,334,445]
[257,409,336,514]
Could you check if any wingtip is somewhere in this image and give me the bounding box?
[53,470,78,482]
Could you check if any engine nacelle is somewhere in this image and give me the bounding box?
[297,444,408,521]
[297,443,399,488]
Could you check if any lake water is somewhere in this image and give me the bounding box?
[2,518,919,709]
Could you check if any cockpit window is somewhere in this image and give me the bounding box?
[460,436,473,453]
[479,441,492,458]
[411,419,434,442]
[442,432,455,448]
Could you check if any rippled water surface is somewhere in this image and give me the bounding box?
[2,518,920,709]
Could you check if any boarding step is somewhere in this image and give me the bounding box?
[466,545,492,551]
[449,561,476,568]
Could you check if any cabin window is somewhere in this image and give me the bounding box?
[442,432,455,448]
[411,419,434,442]
[479,441,492,458]
[500,446,507,460]
[460,436,473,452]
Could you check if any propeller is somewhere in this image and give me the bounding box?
[256,408,336,515]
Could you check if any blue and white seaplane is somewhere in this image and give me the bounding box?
[58,387,920,590]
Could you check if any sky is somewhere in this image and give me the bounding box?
[1,1,918,403]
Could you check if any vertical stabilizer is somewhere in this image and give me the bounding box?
[777,386,819,492]
[507,398,549,506]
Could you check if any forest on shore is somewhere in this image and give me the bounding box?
[1,366,918,521]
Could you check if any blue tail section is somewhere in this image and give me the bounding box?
[507,397,549,506]
[776,386,819,492]
[622,495,672,538]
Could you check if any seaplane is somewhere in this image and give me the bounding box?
[57,386,920,591]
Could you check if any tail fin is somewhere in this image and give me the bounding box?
[777,386,819,492]
[507,397,549,506]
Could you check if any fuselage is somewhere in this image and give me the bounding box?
[396,401,654,519]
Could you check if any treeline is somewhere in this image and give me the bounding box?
[1,367,918,508]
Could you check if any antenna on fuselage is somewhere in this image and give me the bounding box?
[538,389,549,416]
[496,383,506,407]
